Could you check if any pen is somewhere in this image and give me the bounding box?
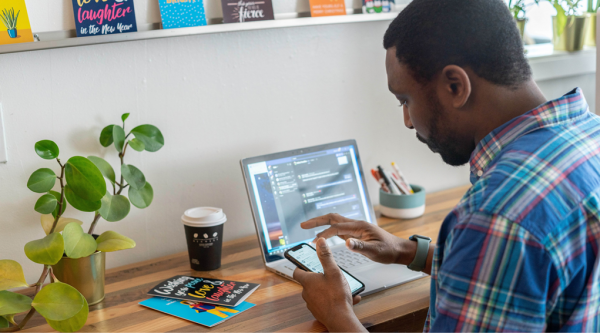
[377,166,400,194]
[371,169,390,193]
[391,162,414,194]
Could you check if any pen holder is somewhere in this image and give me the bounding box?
[379,185,426,219]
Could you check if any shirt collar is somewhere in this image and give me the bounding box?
[469,87,590,184]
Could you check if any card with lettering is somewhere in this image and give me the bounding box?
[147,275,260,307]
[158,0,207,29]
[71,0,138,37]
[220,0,274,23]
[309,0,346,17]
[0,0,34,45]
[140,297,256,327]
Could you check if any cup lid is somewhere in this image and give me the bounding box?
[182,207,227,227]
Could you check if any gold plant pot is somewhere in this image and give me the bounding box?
[552,15,591,52]
[52,251,106,305]
[585,13,596,46]
[516,18,526,39]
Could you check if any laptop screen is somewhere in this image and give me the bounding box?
[242,140,375,263]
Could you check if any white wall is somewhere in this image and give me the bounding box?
[0,20,594,284]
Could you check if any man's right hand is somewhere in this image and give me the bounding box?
[301,213,418,266]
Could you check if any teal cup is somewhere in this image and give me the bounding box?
[379,184,426,219]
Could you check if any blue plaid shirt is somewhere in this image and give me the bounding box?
[425,88,600,332]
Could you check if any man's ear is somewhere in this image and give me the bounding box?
[439,65,471,109]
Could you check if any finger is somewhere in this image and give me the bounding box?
[301,213,355,229]
[293,267,309,285]
[314,221,366,241]
[346,238,380,255]
[352,295,362,305]
[316,238,340,275]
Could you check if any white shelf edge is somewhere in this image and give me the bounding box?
[0,12,401,55]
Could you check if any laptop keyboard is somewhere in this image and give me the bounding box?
[332,249,374,270]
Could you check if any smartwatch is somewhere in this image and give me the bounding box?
[407,234,432,272]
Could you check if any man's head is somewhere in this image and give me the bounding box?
[384,0,532,166]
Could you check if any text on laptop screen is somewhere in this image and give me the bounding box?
[247,145,372,256]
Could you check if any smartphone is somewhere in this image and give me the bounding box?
[284,243,365,296]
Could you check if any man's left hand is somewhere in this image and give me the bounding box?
[293,238,366,332]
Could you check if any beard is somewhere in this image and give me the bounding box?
[416,94,472,167]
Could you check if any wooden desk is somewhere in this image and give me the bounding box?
[20,185,469,332]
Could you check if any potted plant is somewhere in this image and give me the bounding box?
[0,113,164,332]
[508,0,530,39]
[550,0,591,51]
[0,8,19,39]
[585,0,599,45]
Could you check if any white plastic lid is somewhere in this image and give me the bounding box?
[181,207,227,227]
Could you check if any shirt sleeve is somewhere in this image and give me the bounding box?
[429,212,555,332]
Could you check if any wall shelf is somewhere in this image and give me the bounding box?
[0,11,400,55]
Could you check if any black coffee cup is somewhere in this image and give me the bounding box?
[181,207,227,271]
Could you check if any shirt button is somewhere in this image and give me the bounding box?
[477,170,483,177]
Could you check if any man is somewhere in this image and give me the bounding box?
[293,0,600,331]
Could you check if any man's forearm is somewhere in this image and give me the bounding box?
[326,308,367,332]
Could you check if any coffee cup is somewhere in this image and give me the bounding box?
[181,207,226,271]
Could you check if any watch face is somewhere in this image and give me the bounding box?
[410,234,432,241]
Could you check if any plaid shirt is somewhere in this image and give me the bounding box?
[424,88,600,332]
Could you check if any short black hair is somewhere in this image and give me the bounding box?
[383,0,531,88]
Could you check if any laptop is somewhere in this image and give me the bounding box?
[240,140,425,296]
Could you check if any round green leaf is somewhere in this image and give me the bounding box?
[128,139,145,152]
[49,190,67,219]
[96,231,136,252]
[46,294,88,332]
[32,282,84,321]
[99,125,114,147]
[113,125,125,153]
[121,113,130,122]
[41,215,83,236]
[65,157,106,202]
[99,192,130,222]
[87,156,116,185]
[0,315,8,328]
[64,185,101,212]
[0,260,28,291]
[128,182,153,209]
[0,291,32,316]
[121,164,146,190]
[27,168,57,193]
[24,233,64,266]
[34,194,58,214]
[34,140,59,160]
[131,125,164,152]
[63,223,97,259]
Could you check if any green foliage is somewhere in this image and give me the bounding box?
[24,233,64,266]
[121,164,145,190]
[65,157,106,202]
[128,138,145,152]
[99,192,130,222]
[113,125,125,153]
[121,113,130,123]
[131,125,164,152]
[27,168,57,193]
[96,231,136,252]
[0,8,20,30]
[128,182,153,209]
[87,156,116,185]
[32,283,84,321]
[0,260,28,291]
[41,215,83,236]
[0,291,32,316]
[34,194,58,214]
[49,190,66,218]
[0,315,8,328]
[64,185,101,212]
[63,223,97,259]
[99,125,114,147]
[45,296,88,332]
[34,140,60,160]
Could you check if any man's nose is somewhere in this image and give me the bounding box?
[403,107,414,129]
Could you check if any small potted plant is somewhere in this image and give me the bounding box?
[585,0,599,45]
[550,0,591,51]
[508,0,530,39]
[0,8,19,38]
[0,114,164,332]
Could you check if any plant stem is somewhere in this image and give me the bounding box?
[49,160,66,234]
[117,142,129,195]
[88,213,101,235]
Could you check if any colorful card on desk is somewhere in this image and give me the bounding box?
[220,0,274,23]
[309,0,346,17]
[140,297,256,327]
[71,0,138,37]
[147,275,260,307]
[0,0,34,45]
[362,0,394,13]
[158,0,207,29]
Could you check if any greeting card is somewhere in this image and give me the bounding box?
[158,0,207,29]
[71,0,138,37]
[309,0,346,17]
[0,0,33,45]
[221,0,274,23]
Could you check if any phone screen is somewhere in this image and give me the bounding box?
[287,244,364,295]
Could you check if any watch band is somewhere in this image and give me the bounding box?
[407,235,432,272]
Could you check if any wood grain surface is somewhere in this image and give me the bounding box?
[17,185,469,332]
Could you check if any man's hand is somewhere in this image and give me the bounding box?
[293,238,366,332]
[302,213,416,266]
